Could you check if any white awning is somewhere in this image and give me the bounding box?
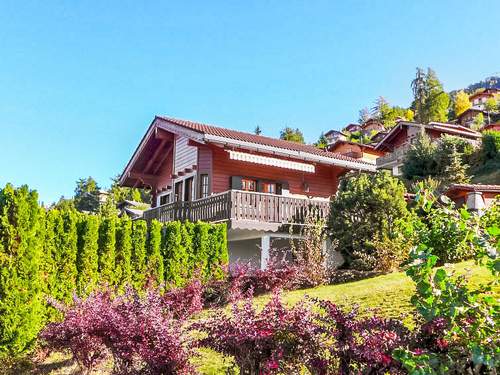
[227,150,315,173]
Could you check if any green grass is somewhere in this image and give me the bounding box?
[9,260,499,375]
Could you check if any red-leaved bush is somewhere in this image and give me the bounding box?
[194,290,323,374]
[40,289,195,374]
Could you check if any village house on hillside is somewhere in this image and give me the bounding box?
[375,121,481,176]
[120,116,375,268]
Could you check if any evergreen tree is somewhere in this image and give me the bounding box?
[98,215,116,286]
[42,210,60,320]
[192,222,210,279]
[472,113,485,130]
[147,220,164,287]
[131,220,148,290]
[74,177,101,213]
[254,125,262,135]
[163,221,189,286]
[314,133,329,150]
[454,90,471,117]
[401,133,438,181]
[411,68,450,123]
[279,127,305,143]
[411,67,427,123]
[0,184,44,357]
[58,209,78,302]
[115,216,132,289]
[76,215,99,295]
[358,107,371,124]
[442,145,470,185]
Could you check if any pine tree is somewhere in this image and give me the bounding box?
[314,133,329,150]
[42,209,60,320]
[0,184,45,357]
[76,215,100,295]
[147,220,164,287]
[164,221,189,286]
[254,125,262,135]
[131,220,148,290]
[58,209,78,302]
[280,127,305,143]
[442,145,470,185]
[424,68,450,123]
[401,133,438,181]
[115,216,132,289]
[98,215,116,286]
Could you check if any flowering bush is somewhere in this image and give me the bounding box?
[163,278,204,320]
[40,289,195,374]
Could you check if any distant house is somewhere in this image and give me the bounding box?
[119,116,375,269]
[362,118,385,132]
[469,88,499,109]
[375,121,481,176]
[324,129,347,145]
[117,200,150,219]
[444,184,500,212]
[482,122,500,132]
[327,140,384,165]
[343,123,362,133]
[457,108,487,128]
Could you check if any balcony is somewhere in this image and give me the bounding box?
[376,144,411,168]
[143,190,330,231]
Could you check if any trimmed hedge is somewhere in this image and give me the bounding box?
[0,184,229,358]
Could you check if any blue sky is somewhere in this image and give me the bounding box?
[1,1,499,203]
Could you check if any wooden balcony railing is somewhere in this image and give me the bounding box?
[143,190,330,224]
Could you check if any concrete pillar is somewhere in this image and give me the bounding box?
[466,191,485,213]
[260,235,270,270]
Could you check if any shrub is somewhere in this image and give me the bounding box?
[164,221,189,286]
[40,289,195,374]
[329,171,410,270]
[0,184,45,358]
[114,216,132,289]
[76,215,100,295]
[97,215,116,285]
[131,219,147,290]
[482,130,500,161]
[162,279,204,320]
[147,219,164,287]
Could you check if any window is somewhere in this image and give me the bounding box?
[241,178,257,192]
[262,182,276,194]
[184,177,194,201]
[174,181,183,202]
[199,174,209,198]
[159,194,170,205]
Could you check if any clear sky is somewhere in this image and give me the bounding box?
[1,1,499,203]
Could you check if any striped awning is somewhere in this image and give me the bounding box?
[227,150,315,173]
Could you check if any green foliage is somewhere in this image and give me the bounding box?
[472,112,485,130]
[393,189,499,372]
[76,215,100,295]
[328,172,410,269]
[115,216,132,289]
[131,220,148,290]
[163,221,189,286]
[97,215,116,285]
[57,210,79,303]
[314,132,328,150]
[0,184,45,358]
[109,175,150,204]
[254,125,262,135]
[441,145,470,185]
[74,177,100,213]
[147,220,164,287]
[371,96,414,127]
[208,224,229,280]
[411,67,450,123]
[279,127,305,143]
[402,133,438,181]
[191,221,210,279]
[482,130,500,160]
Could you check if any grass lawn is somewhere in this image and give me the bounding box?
[12,260,499,375]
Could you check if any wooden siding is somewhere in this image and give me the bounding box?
[211,146,339,198]
[174,135,198,174]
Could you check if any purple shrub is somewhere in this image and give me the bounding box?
[40,289,195,374]
[163,278,204,320]
[195,290,323,374]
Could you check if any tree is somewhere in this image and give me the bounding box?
[314,133,328,150]
[109,175,150,204]
[254,126,262,135]
[401,133,438,181]
[411,67,427,123]
[131,220,148,290]
[371,96,391,120]
[115,216,132,289]
[358,107,371,124]
[74,177,100,213]
[441,145,470,185]
[147,220,164,287]
[76,215,100,295]
[280,127,305,143]
[97,215,116,286]
[411,68,450,123]
[0,185,45,358]
[454,90,471,117]
[472,113,485,130]
[328,172,410,270]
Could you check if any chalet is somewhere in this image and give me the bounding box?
[375,121,481,176]
[324,129,347,145]
[457,108,487,128]
[327,140,384,165]
[469,88,499,109]
[120,116,375,269]
[444,184,500,212]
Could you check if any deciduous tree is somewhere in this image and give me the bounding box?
[280,127,305,144]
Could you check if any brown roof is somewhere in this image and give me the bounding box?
[469,88,499,101]
[158,116,373,165]
[445,184,500,193]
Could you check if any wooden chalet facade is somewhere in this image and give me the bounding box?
[120,116,375,268]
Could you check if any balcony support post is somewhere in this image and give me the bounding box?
[260,235,270,270]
